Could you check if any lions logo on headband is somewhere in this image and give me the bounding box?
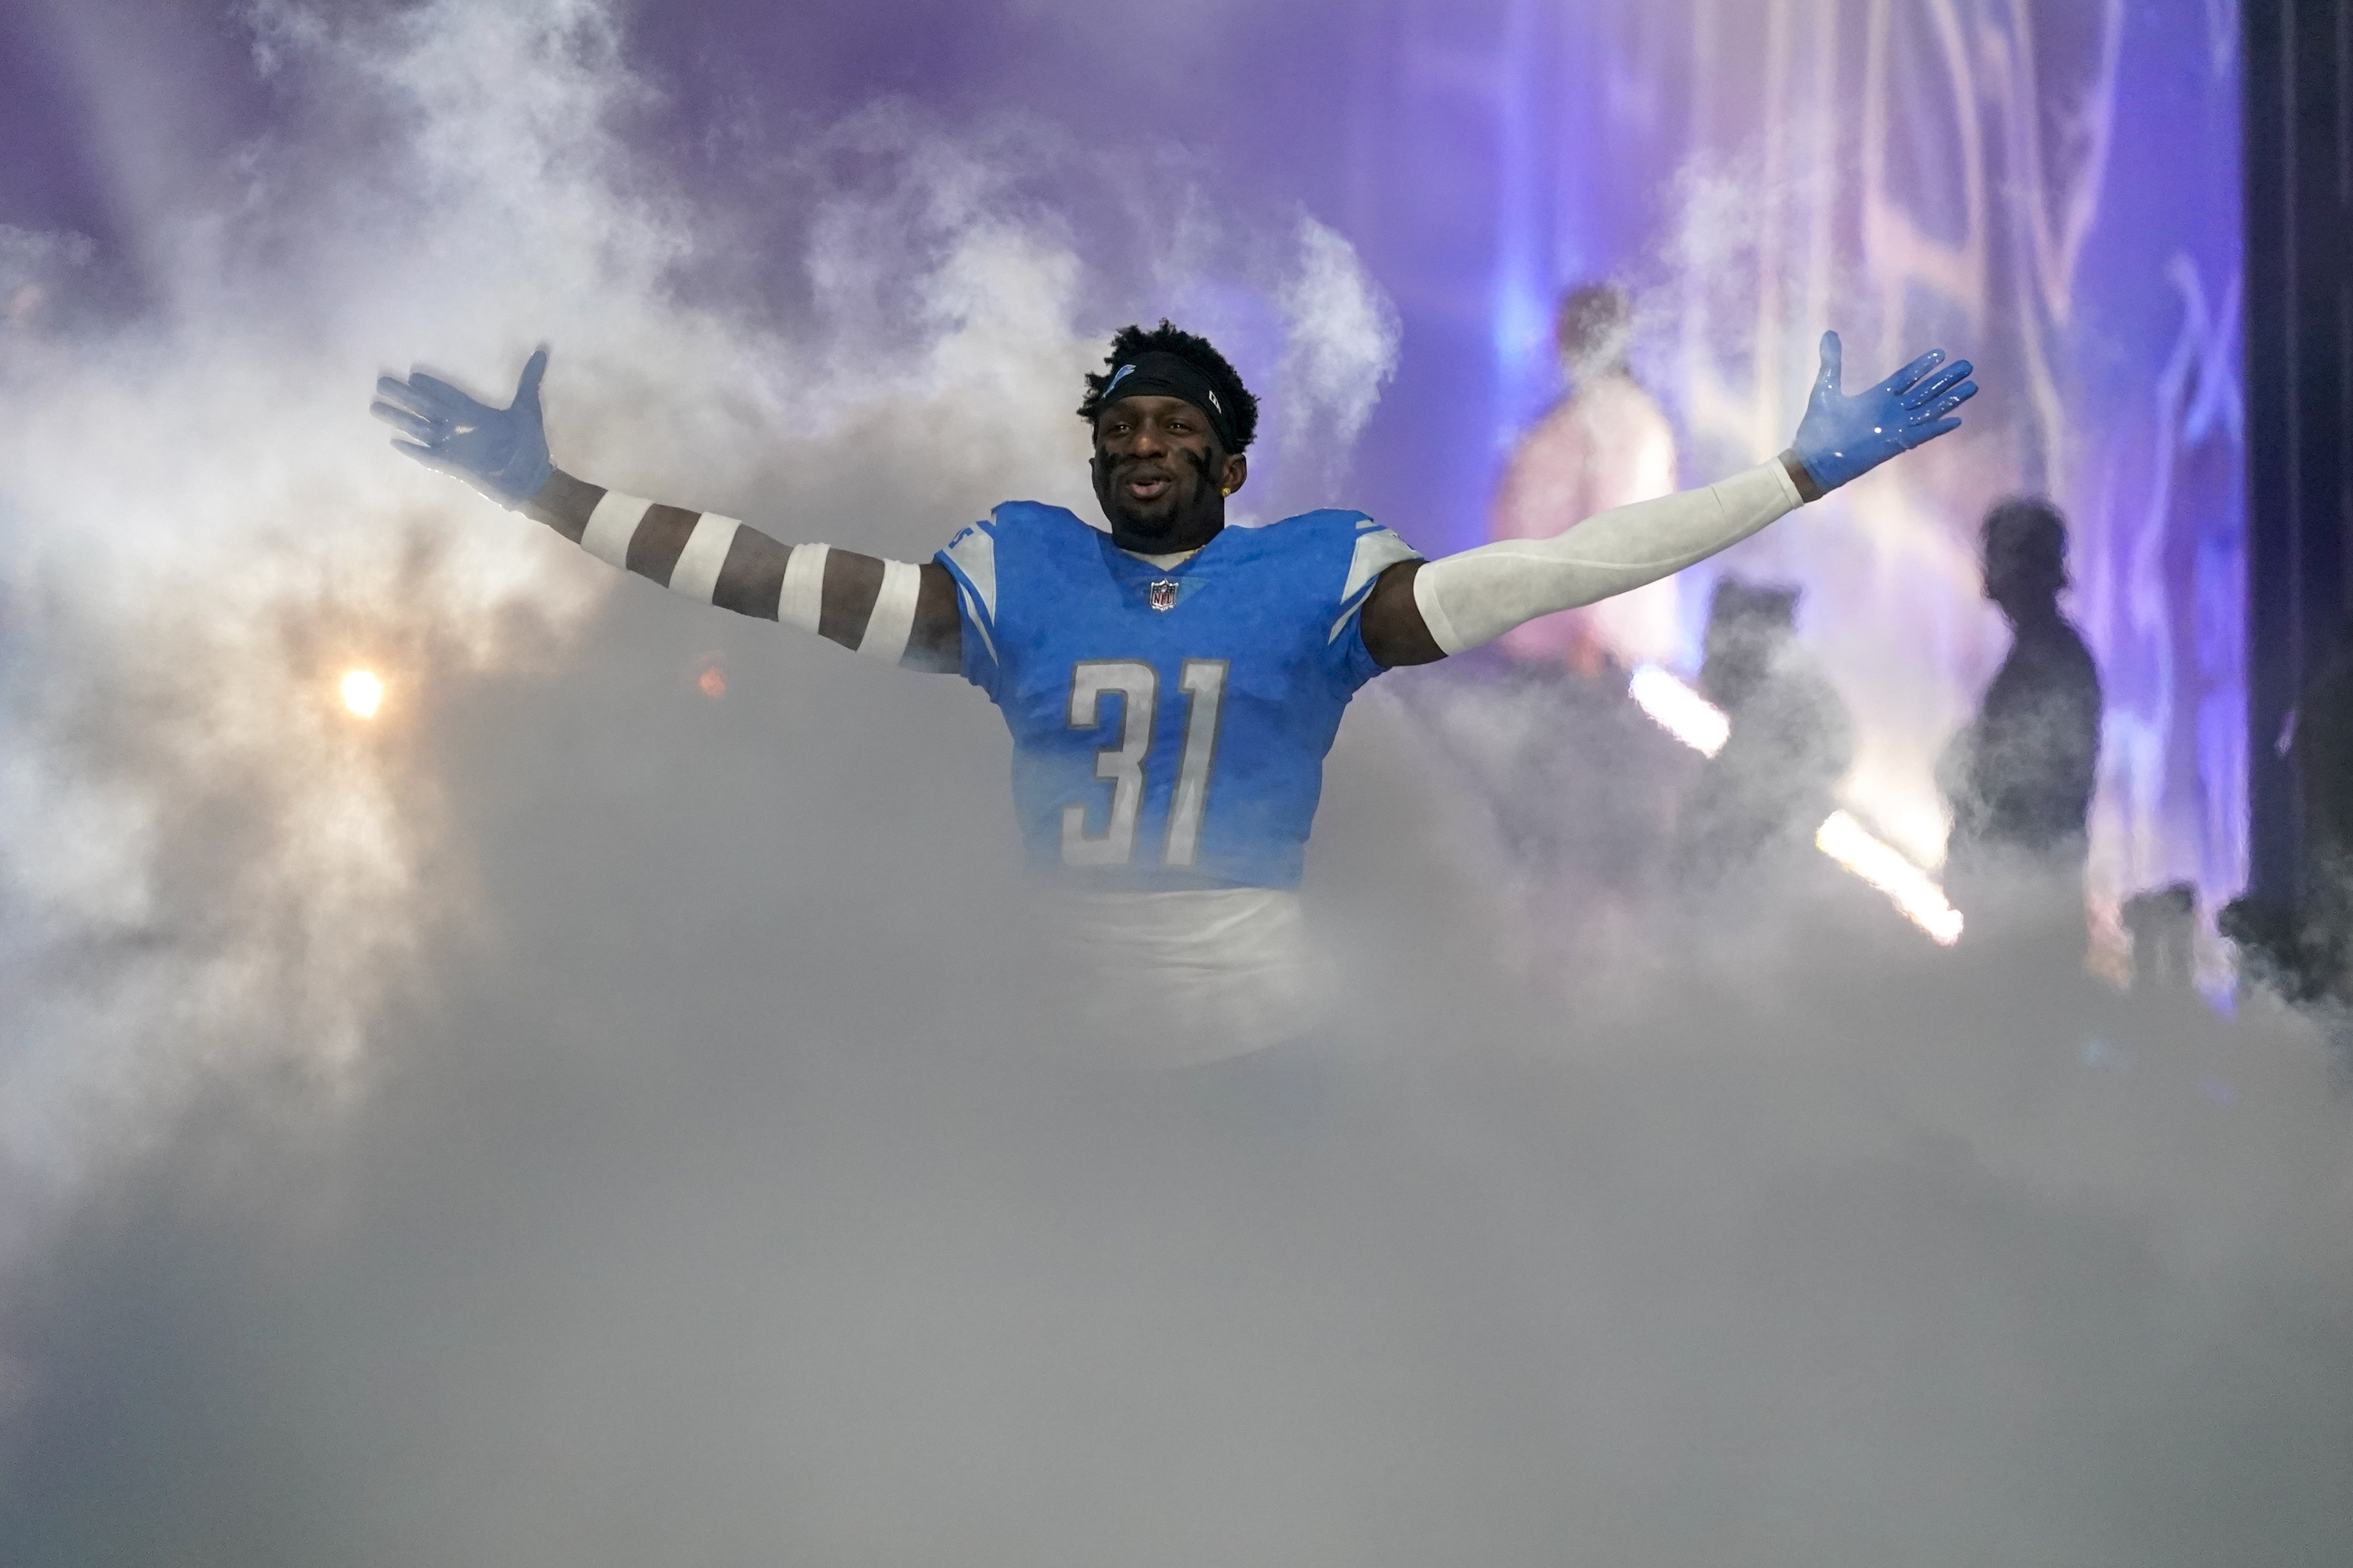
[1093,352,1240,451]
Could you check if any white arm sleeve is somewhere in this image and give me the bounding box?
[1411,457,1805,655]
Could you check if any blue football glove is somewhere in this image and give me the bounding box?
[1788,330,1976,493]
[370,349,554,508]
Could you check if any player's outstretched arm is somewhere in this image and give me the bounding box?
[369,350,963,673]
[1359,330,1975,667]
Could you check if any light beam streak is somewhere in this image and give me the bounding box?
[1629,662,1729,757]
[1629,664,1963,944]
[1814,810,1965,946]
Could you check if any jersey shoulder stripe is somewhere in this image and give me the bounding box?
[936,502,1093,675]
[1330,520,1420,643]
[935,523,999,670]
[941,519,999,624]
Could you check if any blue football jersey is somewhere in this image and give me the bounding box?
[935,502,1421,891]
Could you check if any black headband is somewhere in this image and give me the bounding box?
[1095,351,1241,451]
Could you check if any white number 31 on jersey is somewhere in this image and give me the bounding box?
[1060,659,1228,868]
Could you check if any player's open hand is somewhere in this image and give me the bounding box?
[1788,330,1976,494]
[370,349,555,509]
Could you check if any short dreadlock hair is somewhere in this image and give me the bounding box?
[1077,321,1260,453]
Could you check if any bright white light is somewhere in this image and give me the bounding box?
[1629,663,1729,757]
[1815,810,1965,945]
[1628,665,1962,945]
[340,670,383,718]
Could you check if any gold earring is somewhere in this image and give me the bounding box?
[1221,484,1236,496]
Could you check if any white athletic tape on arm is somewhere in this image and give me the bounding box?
[857,558,921,663]
[580,490,652,569]
[1411,458,1802,655]
[665,513,741,604]
[777,542,829,633]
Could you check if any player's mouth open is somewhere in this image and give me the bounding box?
[1124,474,1173,500]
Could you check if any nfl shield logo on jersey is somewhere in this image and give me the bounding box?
[1149,579,1180,612]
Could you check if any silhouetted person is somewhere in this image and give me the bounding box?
[1489,283,1681,674]
[2290,630,2353,1057]
[2295,629,2353,936]
[2122,882,2198,991]
[1674,579,1852,886]
[1938,499,2101,951]
[1942,499,2102,864]
[2227,625,2353,1043]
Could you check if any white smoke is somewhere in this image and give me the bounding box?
[1276,212,1403,472]
[0,0,1399,1220]
[0,4,2345,1565]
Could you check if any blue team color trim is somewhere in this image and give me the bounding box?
[934,503,1417,891]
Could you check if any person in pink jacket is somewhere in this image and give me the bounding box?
[1488,284,1682,675]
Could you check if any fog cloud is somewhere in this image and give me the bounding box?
[0,4,2346,1565]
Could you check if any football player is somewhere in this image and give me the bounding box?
[371,323,1973,1061]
